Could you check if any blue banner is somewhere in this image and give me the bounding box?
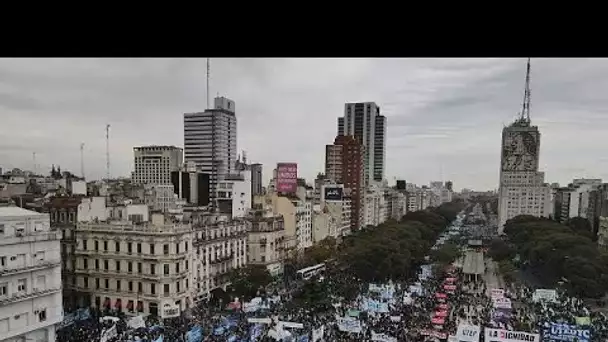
[249,324,263,342]
[186,325,203,342]
[544,323,591,342]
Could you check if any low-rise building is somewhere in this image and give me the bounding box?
[0,207,63,342]
[191,215,248,301]
[73,207,194,317]
[246,211,285,277]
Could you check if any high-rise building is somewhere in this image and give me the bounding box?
[0,207,63,342]
[498,59,552,232]
[132,146,183,185]
[184,96,237,206]
[325,135,364,231]
[337,102,386,184]
[250,163,263,197]
[171,163,210,207]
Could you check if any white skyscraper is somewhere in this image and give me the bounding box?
[184,96,237,206]
[0,207,63,342]
[498,59,552,233]
[337,102,387,185]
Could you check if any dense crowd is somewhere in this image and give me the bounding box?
[56,211,608,342]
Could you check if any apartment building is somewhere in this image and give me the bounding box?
[247,212,285,276]
[191,215,248,301]
[73,205,194,318]
[0,207,63,342]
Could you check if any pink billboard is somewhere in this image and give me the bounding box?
[277,162,298,193]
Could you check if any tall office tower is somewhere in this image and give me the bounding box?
[337,102,387,184]
[132,145,183,185]
[184,96,237,206]
[325,135,365,231]
[498,59,552,233]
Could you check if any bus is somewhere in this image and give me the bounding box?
[296,263,326,281]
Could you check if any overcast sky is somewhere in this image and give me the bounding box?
[1,58,607,191]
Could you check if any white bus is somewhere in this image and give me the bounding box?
[296,263,326,281]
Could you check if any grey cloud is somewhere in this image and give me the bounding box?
[0,58,606,190]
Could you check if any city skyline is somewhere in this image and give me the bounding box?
[1,58,607,189]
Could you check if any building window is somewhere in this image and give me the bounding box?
[138,282,143,293]
[83,258,88,269]
[84,277,89,288]
[83,240,88,250]
[150,244,155,255]
[164,264,169,275]
[175,263,180,273]
[137,243,142,254]
[17,278,26,292]
[96,278,100,289]
[127,242,132,254]
[38,309,47,322]
[104,260,108,271]
[164,284,170,296]
[185,260,188,270]
[0,283,7,296]
[94,240,99,251]
[150,264,156,275]
[116,261,121,272]
[128,281,133,292]
[176,243,180,254]
[137,301,143,312]
[163,244,169,255]
[138,263,142,274]
[95,259,100,270]
[151,284,156,295]
[103,241,108,251]
[115,242,120,253]
[116,280,121,291]
[177,281,181,293]
[128,262,133,273]
[105,279,109,289]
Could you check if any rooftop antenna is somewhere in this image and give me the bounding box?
[32,152,37,175]
[106,124,110,182]
[80,143,85,180]
[521,57,532,123]
[206,58,210,110]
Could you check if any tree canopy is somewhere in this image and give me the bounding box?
[228,264,273,301]
[504,215,608,298]
[431,243,462,265]
[337,201,466,283]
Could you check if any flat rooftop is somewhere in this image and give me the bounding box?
[0,206,44,217]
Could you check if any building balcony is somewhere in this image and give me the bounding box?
[0,260,61,276]
[193,231,247,246]
[0,287,62,306]
[77,222,192,235]
[74,250,187,260]
[209,253,234,265]
[0,231,61,246]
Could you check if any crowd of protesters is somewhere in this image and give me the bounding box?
[56,211,608,342]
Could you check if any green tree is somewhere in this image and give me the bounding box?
[503,214,608,298]
[488,238,513,262]
[567,217,594,239]
[431,243,461,265]
[228,264,273,301]
[498,260,517,284]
